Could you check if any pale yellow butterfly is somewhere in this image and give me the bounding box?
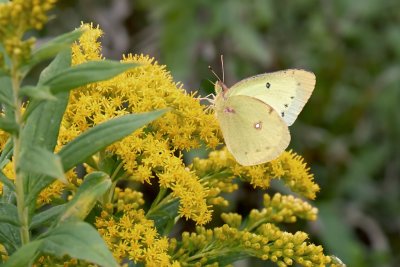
[210,58,316,166]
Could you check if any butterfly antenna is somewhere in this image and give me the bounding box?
[208,65,222,83]
[209,56,230,94]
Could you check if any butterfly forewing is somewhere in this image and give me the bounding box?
[227,69,316,126]
[215,95,290,166]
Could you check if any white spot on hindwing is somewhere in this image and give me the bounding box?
[254,121,262,130]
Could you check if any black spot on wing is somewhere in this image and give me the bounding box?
[281,112,285,117]
[284,104,288,108]
[266,82,271,89]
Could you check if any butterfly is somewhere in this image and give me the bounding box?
[209,58,316,166]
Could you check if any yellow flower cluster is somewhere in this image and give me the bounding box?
[249,193,317,225]
[191,147,319,200]
[0,160,78,206]
[0,0,56,63]
[0,130,9,152]
[58,24,221,224]
[37,169,80,205]
[256,224,332,266]
[95,209,175,266]
[270,151,320,199]
[172,224,333,267]
[113,187,145,212]
[71,23,103,65]
[221,193,317,230]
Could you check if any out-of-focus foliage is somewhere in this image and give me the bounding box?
[45,0,400,266]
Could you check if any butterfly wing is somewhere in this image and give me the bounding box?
[215,95,290,166]
[226,69,315,126]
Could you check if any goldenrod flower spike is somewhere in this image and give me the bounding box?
[59,24,221,225]
[0,0,56,64]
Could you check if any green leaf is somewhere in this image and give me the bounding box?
[2,240,42,267]
[59,109,169,171]
[0,75,14,107]
[19,85,57,101]
[0,171,15,192]
[0,117,18,134]
[38,49,72,85]
[59,172,111,222]
[20,51,71,210]
[40,221,119,267]
[19,146,67,183]
[30,204,66,230]
[147,198,179,234]
[0,203,19,227]
[0,139,13,168]
[0,204,21,254]
[23,29,84,74]
[17,52,70,179]
[0,43,11,68]
[43,60,139,94]
[21,50,71,151]
[24,175,57,207]
[1,182,16,204]
[0,68,7,77]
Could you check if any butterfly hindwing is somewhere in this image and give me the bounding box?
[226,69,316,126]
[215,95,290,166]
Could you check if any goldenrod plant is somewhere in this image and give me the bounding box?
[0,1,344,266]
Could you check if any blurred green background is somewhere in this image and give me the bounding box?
[42,0,400,266]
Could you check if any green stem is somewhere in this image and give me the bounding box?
[11,65,30,244]
[146,189,172,217]
[101,159,125,209]
[186,247,244,262]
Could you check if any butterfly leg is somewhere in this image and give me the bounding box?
[197,93,216,105]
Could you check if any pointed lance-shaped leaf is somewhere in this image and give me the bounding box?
[59,109,169,171]
[19,85,57,101]
[59,172,111,222]
[0,203,19,227]
[40,221,119,267]
[19,50,71,214]
[1,240,43,267]
[0,171,15,192]
[22,29,85,75]
[30,204,66,230]
[19,146,67,184]
[43,60,139,94]
[0,75,14,108]
[0,117,18,134]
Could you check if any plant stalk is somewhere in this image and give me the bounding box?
[11,64,30,244]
